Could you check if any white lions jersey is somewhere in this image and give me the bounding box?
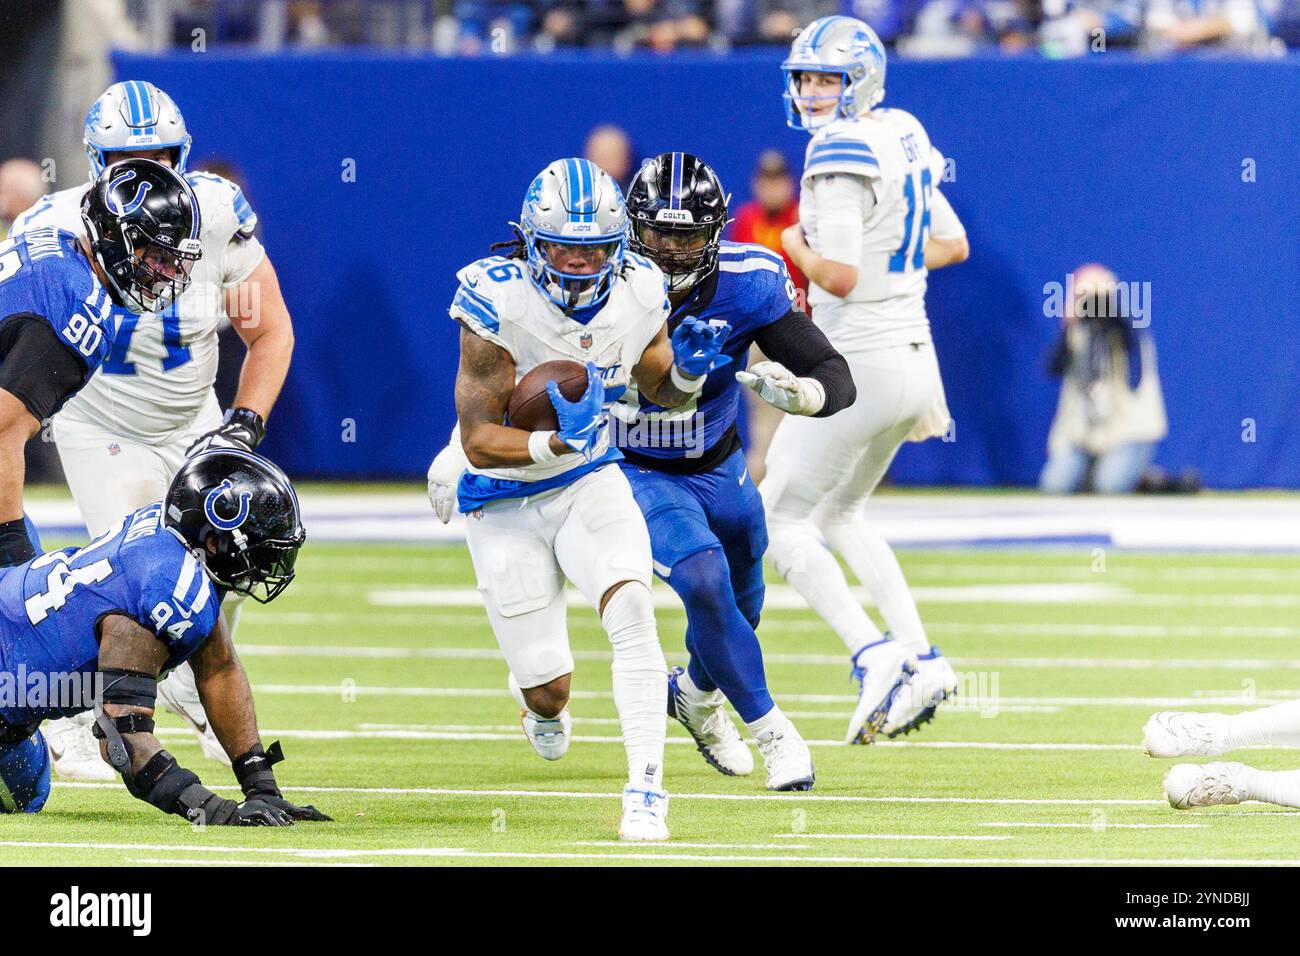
[9,171,264,441]
[799,108,950,350]
[448,252,668,511]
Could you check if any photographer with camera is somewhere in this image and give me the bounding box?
[1040,263,1167,494]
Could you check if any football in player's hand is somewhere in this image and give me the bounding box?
[507,359,588,431]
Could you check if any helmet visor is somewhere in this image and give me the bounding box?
[229,534,303,604]
[123,225,200,313]
[631,221,715,291]
[534,236,622,309]
[537,238,619,281]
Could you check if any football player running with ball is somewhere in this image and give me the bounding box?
[617,153,856,791]
[10,81,296,780]
[764,17,971,745]
[436,158,729,841]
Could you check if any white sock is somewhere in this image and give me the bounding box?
[602,581,668,790]
[675,667,719,705]
[745,705,788,742]
[821,512,929,653]
[1241,765,1300,808]
[1226,699,1300,749]
[767,519,883,657]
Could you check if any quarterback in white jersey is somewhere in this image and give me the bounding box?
[9,81,295,780]
[442,158,731,841]
[761,17,971,745]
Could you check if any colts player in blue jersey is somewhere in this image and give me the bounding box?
[0,448,329,824]
[0,158,200,570]
[616,154,856,790]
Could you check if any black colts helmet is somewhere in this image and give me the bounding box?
[626,152,729,294]
[81,157,202,314]
[164,449,306,604]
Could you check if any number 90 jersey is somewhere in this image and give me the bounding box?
[8,171,265,442]
[0,504,220,727]
[799,108,948,350]
[448,252,669,510]
[0,228,125,403]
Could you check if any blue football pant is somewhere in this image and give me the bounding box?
[621,450,775,723]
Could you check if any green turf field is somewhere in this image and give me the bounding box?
[5,538,1300,866]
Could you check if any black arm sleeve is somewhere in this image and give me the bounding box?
[0,313,88,422]
[751,309,857,417]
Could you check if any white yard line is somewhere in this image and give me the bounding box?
[368,583,1131,609]
[771,833,1008,841]
[246,683,1296,709]
[152,727,1143,750]
[126,857,372,867]
[572,841,815,850]
[9,840,1289,865]
[979,822,1206,830]
[48,782,1166,805]
[236,643,1300,672]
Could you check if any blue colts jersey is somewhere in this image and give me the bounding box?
[0,504,220,727]
[616,242,796,468]
[0,227,124,400]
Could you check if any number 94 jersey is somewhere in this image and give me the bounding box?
[0,504,220,728]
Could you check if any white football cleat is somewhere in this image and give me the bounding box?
[45,713,117,782]
[1143,711,1230,758]
[158,665,228,765]
[756,721,815,791]
[846,638,917,745]
[519,708,572,761]
[619,786,670,842]
[667,667,753,776]
[882,645,959,738]
[1164,762,1248,809]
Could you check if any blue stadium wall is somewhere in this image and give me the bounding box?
[112,50,1300,487]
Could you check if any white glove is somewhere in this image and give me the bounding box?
[427,440,469,524]
[735,360,826,416]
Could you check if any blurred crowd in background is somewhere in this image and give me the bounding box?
[127,0,1299,55]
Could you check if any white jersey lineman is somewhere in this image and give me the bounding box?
[763,16,967,743]
[10,172,263,533]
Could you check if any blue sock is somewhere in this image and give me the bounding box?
[670,548,775,724]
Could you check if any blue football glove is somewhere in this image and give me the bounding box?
[671,317,733,378]
[547,362,606,458]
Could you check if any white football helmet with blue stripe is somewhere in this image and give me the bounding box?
[782,16,887,132]
[84,81,193,179]
[516,158,627,313]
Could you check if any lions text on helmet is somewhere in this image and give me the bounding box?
[81,158,202,314]
[84,80,193,178]
[516,158,627,313]
[782,15,887,131]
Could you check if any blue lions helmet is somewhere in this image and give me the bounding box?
[84,81,193,179]
[516,158,628,313]
[782,16,887,132]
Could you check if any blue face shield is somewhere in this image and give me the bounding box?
[782,68,854,131]
[525,231,626,313]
